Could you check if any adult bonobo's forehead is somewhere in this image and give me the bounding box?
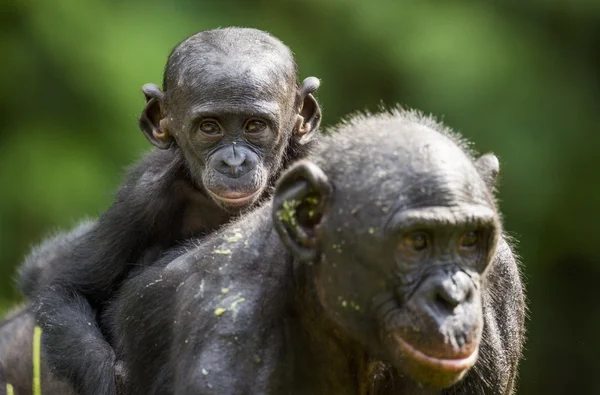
[163,27,297,112]
[312,109,493,215]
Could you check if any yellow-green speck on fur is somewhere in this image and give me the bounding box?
[276,199,300,227]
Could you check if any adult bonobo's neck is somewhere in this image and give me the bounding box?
[281,265,373,394]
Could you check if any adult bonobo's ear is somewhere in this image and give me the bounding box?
[475,153,500,191]
[139,83,172,150]
[273,161,332,262]
[294,77,322,145]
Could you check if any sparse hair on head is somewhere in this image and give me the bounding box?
[162,27,299,93]
[321,106,478,161]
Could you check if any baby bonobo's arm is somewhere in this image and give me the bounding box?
[18,219,96,298]
[33,150,197,395]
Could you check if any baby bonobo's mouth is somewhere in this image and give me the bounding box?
[207,189,262,207]
[393,332,479,373]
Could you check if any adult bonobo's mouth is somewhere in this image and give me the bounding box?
[379,269,485,388]
[393,332,479,373]
[384,330,480,389]
[206,189,262,207]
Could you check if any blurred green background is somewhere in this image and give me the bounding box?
[1,0,599,393]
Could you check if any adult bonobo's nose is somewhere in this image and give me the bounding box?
[428,272,474,314]
[400,270,482,360]
[216,146,257,178]
[404,270,478,330]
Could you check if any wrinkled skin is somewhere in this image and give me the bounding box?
[13,27,322,395]
[99,110,525,394]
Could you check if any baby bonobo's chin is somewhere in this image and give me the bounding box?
[196,166,269,212]
[206,187,264,212]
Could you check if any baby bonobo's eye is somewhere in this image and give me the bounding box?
[458,231,479,251]
[244,119,267,134]
[398,231,430,257]
[199,120,222,136]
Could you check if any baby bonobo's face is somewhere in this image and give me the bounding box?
[164,66,295,212]
[139,49,321,213]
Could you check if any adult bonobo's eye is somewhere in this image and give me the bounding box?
[244,119,268,134]
[198,120,222,136]
[398,231,430,256]
[458,231,479,251]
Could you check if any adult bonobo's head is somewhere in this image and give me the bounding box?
[139,27,321,211]
[273,109,501,389]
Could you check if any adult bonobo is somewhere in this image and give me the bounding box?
[26,27,321,395]
[107,109,526,394]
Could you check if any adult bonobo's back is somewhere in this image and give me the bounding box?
[108,109,526,394]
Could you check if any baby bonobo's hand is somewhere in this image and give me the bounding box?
[114,360,129,395]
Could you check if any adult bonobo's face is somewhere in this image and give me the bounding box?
[138,29,321,212]
[273,115,501,389]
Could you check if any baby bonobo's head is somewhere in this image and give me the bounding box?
[139,27,321,212]
[273,109,501,389]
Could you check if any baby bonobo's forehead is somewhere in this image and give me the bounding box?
[171,54,295,116]
[186,60,292,95]
[165,28,297,107]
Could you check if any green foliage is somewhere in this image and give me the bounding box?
[33,326,42,395]
[1,1,598,393]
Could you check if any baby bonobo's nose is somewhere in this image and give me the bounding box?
[216,146,255,178]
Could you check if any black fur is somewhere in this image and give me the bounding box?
[25,27,321,395]
[17,220,95,297]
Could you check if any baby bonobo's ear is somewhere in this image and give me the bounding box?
[273,161,332,263]
[475,153,500,191]
[139,83,172,150]
[294,77,322,145]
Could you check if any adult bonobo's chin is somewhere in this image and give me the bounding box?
[273,111,515,391]
[139,30,320,212]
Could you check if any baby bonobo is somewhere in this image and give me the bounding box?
[28,27,322,395]
[106,109,526,394]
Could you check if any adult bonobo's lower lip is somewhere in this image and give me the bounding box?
[393,332,479,372]
[390,331,480,388]
[206,189,261,207]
